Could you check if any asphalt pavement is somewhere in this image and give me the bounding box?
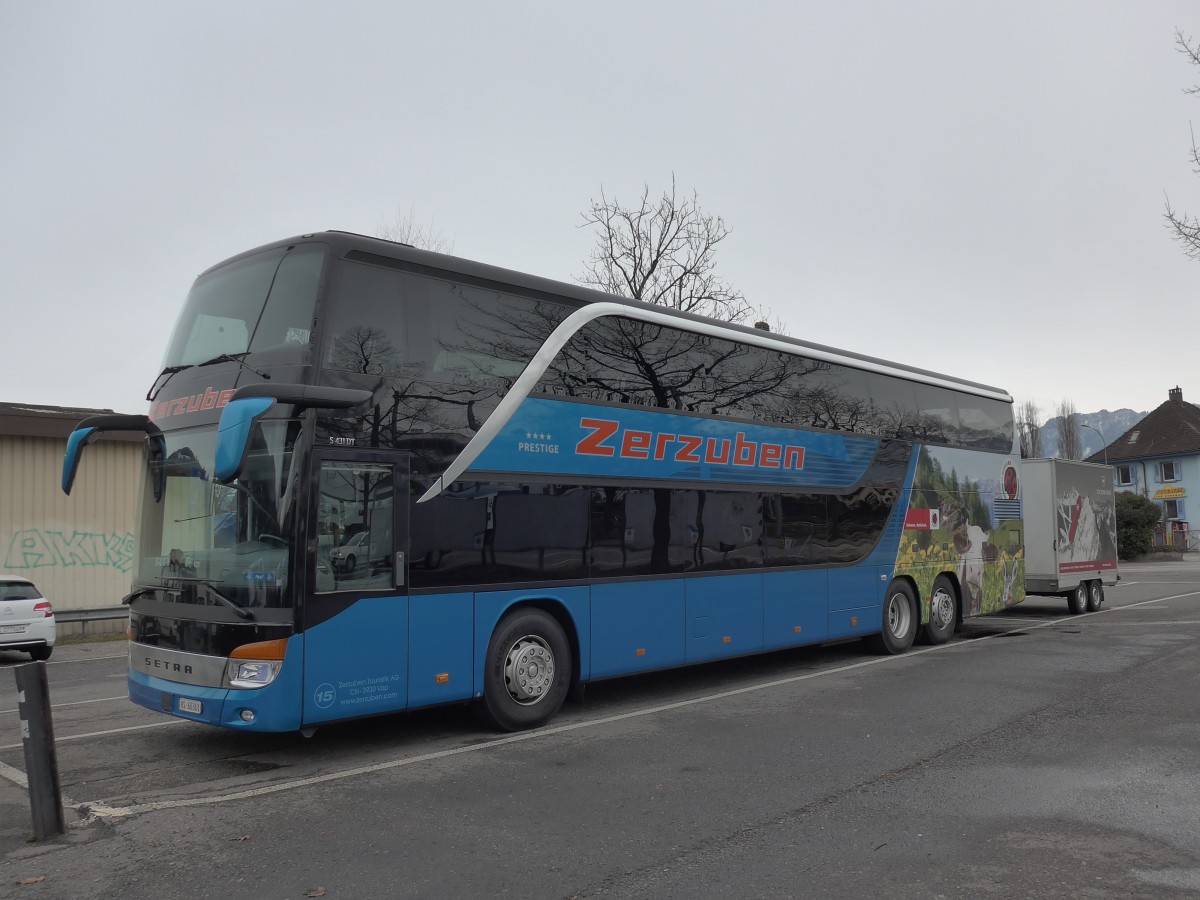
[3,561,1200,899]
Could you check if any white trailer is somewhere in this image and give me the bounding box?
[1021,458,1119,613]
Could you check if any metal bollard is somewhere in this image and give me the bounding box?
[13,662,65,839]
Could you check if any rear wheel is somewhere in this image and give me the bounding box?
[28,646,52,661]
[480,608,572,731]
[867,581,918,654]
[1067,584,1088,615]
[1086,580,1104,612]
[923,576,958,645]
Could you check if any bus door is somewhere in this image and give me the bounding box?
[301,451,410,726]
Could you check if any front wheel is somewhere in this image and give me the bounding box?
[923,576,958,645]
[480,608,572,731]
[867,581,918,655]
[1086,580,1104,612]
[1067,584,1088,615]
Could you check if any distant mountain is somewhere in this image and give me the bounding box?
[1037,408,1147,460]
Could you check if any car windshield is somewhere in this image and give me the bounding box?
[134,420,302,609]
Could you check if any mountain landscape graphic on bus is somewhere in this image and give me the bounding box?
[893,446,1025,616]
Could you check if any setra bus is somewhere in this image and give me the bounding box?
[63,231,1024,733]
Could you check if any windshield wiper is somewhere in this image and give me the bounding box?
[122,587,159,605]
[194,580,255,621]
[199,352,271,380]
[147,364,193,402]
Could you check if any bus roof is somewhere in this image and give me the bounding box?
[204,230,1012,403]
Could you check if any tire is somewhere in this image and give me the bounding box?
[344,555,356,574]
[480,608,571,731]
[1086,580,1104,612]
[923,575,958,645]
[867,581,918,655]
[28,646,52,661]
[1067,584,1087,615]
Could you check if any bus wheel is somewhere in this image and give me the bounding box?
[1086,581,1104,612]
[481,608,571,732]
[868,581,917,654]
[923,576,958,645]
[1067,584,1088,615]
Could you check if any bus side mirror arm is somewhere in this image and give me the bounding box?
[214,384,372,484]
[62,414,162,496]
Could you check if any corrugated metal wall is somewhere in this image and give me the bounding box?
[0,434,140,628]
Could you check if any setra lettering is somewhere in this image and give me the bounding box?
[146,657,194,675]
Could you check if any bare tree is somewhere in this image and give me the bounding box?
[377,206,455,254]
[577,175,757,324]
[1057,399,1083,460]
[1017,399,1043,459]
[1165,30,1200,258]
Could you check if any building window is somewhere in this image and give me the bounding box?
[1115,465,1134,486]
[1164,498,1185,520]
[1160,461,1180,482]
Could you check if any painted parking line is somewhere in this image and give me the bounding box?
[0,718,186,752]
[0,694,128,716]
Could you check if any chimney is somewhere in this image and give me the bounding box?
[1169,386,1183,402]
[754,321,770,332]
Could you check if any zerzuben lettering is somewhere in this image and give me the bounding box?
[575,417,804,470]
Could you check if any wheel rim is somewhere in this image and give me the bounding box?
[503,634,556,706]
[1076,586,1086,608]
[887,591,912,639]
[931,587,955,631]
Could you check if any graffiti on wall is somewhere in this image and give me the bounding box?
[4,529,136,573]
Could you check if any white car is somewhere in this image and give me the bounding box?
[330,531,370,573]
[0,575,56,661]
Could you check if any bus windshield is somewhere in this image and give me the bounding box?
[161,243,325,368]
[134,420,302,609]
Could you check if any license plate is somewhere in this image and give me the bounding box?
[0,624,25,634]
[178,697,203,715]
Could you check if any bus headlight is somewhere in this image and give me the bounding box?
[224,638,288,689]
[225,659,282,689]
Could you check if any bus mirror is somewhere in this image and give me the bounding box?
[215,383,371,483]
[62,414,159,495]
[62,427,98,495]
[215,397,275,484]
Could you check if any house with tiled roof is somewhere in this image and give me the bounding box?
[1086,386,1200,547]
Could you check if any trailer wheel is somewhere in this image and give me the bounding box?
[867,581,918,654]
[1067,584,1088,615]
[1086,581,1104,612]
[923,576,958,645]
[479,608,571,732]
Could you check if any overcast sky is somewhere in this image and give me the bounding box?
[3,2,1197,423]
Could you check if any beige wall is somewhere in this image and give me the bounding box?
[0,434,141,633]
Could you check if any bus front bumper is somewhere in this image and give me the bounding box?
[129,668,302,732]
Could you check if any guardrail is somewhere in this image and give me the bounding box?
[55,606,127,636]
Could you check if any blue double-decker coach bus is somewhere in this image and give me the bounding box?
[63,231,1023,733]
